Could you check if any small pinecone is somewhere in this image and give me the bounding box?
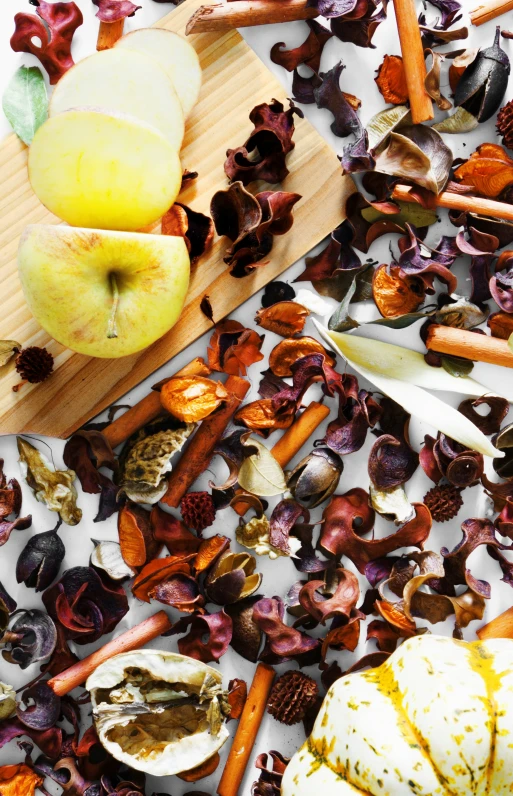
[497,100,513,149]
[267,670,319,726]
[180,491,216,532]
[424,484,463,523]
[15,346,54,384]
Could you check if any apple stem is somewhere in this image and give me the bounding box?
[107,274,120,339]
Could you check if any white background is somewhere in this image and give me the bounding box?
[1,1,513,794]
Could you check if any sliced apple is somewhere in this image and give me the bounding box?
[18,225,190,359]
[29,109,182,231]
[49,49,184,150]
[115,28,202,119]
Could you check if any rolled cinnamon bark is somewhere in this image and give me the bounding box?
[478,607,513,639]
[97,19,125,50]
[392,183,513,223]
[470,0,513,26]
[186,0,316,34]
[392,0,433,123]
[47,611,172,696]
[426,325,513,368]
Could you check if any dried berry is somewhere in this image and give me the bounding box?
[423,484,463,522]
[14,346,54,388]
[497,99,513,150]
[180,491,216,532]
[267,671,319,725]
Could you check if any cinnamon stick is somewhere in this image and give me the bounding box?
[233,401,331,517]
[97,19,125,50]
[470,0,513,26]
[426,324,513,368]
[477,606,513,639]
[392,0,433,124]
[186,0,316,34]
[392,183,513,223]
[217,662,275,796]
[102,357,210,449]
[47,611,171,696]
[161,375,250,507]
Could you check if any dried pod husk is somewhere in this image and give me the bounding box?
[0,582,16,632]
[372,264,425,318]
[493,422,513,478]
[205,551,262,605]
[287,448,343,508]
[375,54,408,105]
[369,484,415,525]
[87,649,230,776]
[118,416,195,503]
[16,520,65,591]
[254,302,309,337]
[236,514,282,558]
[90,539,136,581]
[117,501,160,568]
[454,27,510,123]
[0,682,16,720]
[16,681,61,731]
[225,595,263,663]
[17,437,82,526]
[1,609,57,669]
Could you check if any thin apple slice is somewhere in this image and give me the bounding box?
[18,225,190,359]
[29,109,182,231]
[49,49,184,150]
[115,28,202,119]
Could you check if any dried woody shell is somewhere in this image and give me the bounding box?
[287,448,343,508]
[205,551,262,605]
[87,650,230,776]
[119,417,194,503]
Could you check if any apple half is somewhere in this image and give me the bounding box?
[29,109,182,231]
[49,48,184,150]
[18,225,190,358]
[115,28,202,119]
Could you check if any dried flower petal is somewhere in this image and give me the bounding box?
[208,320,264,376]
[160,376,228,423]
[368,433,419,489]
[269,336,334,377]
[170,611,233,663]
[299,568,360,625]
[11,0,83,84]
[255,302,309,337]
[372,263,425,318]
[162,203,214,265]
[118,502,160,569]
[374,125,453,194]
[234,398,295,434]
[131,554,194,603]
[206,551,262,604]
[253,596,320,666]
[0,763,43,796]
[226,595,263,663]
[375,55,408,104]
[454,143,513,197]
[458,395,509,436]
[90,539,136,581]
[63,430,118,522]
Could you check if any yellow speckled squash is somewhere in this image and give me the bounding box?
[281,634,513,795]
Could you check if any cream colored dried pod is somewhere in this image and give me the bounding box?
[282,635,513,795]
[87,649,230,777]
[0,682,16,720]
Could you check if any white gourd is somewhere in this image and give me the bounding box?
[282,635,513,795]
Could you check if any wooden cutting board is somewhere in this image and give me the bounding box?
[0,0,351,438]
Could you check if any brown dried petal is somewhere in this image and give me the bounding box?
[425,50,452,111]
[226,595,263,663]
[368,434,419,489]
[253,596,320,665]
[268,336,335,377]
[208,320,264,376]
[234,399,295,434]
[372,263,425,318]
[131,554,195,602]
[92,0,141,22]
[162,203,214,265]
[375,55,408,104]
[160,376,228,423]
[255,302,309,337]
[299,568,360,625]
[454,143,513,198]
[488,311,513,340]
[271,20,333,72]
[117,502,160,569]
[458,395,509,436]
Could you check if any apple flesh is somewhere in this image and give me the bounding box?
[18,225,190,358]
[115,29,202,119]
[29,109,182,231]
[49,49,184,150]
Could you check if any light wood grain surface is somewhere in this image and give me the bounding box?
[0,0,351,438]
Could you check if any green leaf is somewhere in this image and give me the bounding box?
[328,278,360,332]
[3,66,48,146]
[441,355,474,378]
[361,200,438,229]
[368,310,435,329]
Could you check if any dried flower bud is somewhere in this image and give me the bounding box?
[16,520,65,591]
[14,346,54,388]
[267,670,318,725]
[206,551,262,605]
[287,448,343,508]
[181,491,217,532]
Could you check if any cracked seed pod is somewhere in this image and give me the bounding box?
[87,650,230,777]
[287,448,343,508]
[16,521,65,591]
[205,551,262,605]
[454,27,510,123]
[119,417,195,503]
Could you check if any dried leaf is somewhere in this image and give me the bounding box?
[238,438,287,497]
[269,336,335,377]
[10,0,83,85]
[17,437,81,526]
[366,105,411,150]
[131,554,194,602]
[2,66,47,146]
[160,376,229,423]
[234,399,295,433]
[375,55,408,104]
[433,106,479,134]
[255,302,309,337]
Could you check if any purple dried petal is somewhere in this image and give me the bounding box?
[17,682,61,731]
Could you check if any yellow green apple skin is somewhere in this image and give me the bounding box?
[28,109,182,231]
[18,225,190,359]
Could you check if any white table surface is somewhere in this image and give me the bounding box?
[1,2,513,794]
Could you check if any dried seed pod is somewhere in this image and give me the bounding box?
[225,595,263,663]
[493,422,513,478]
[1,609,57,669]
[287,448,343,508]
[205,551,262,605]
[90,539,136,581]
[0,682,16,720]
[454,27,510,123]
[16,520,65,591]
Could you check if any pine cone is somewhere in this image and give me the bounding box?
[267,670,318,725]
[497,99,513,149]
[15,346,54,385]
[180,491,216,532]
[423,484,463,523]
